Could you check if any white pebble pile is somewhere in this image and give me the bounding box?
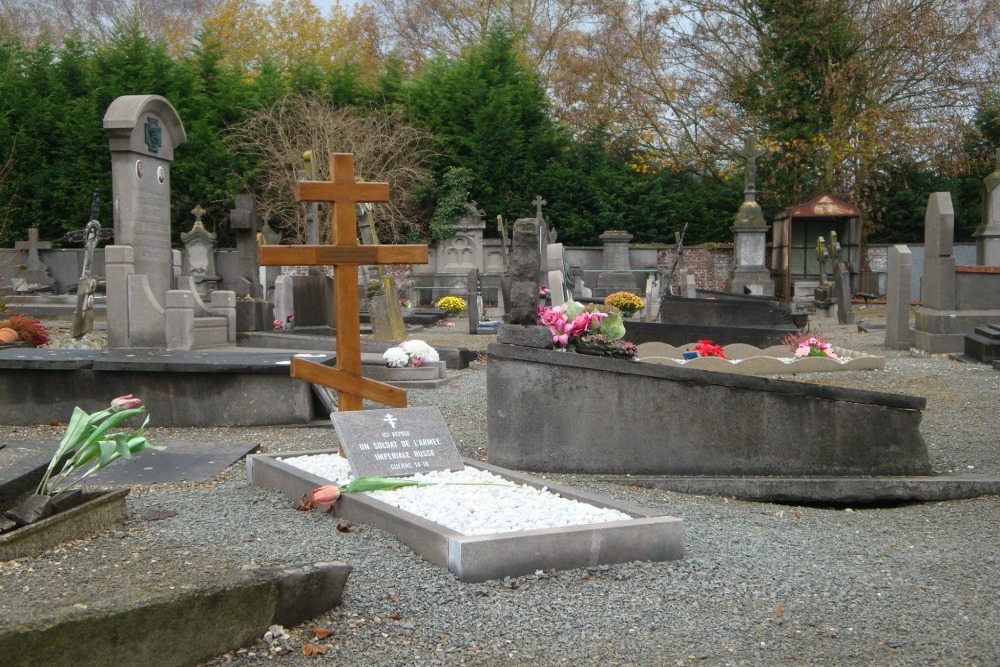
[279,453,632,536]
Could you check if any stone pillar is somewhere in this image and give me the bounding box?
[600,230,633,271]
[921,192,956,310]
[165,290,195,350]
[104,245,135,348]
[594,230,637,298]
[885,245,912,350]
[974,154,1000,266]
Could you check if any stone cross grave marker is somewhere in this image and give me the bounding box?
[331,407,464,478]
[13,228,54,290]
[737,134,768,201]
[258,153,429,416]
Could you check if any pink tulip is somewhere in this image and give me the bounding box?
[312,485,341,504]
[110,394,142,411]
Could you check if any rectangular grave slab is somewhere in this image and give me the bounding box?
[247,452,683,583]
[487,342,930,477]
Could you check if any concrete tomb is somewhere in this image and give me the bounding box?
[487,342,930,478]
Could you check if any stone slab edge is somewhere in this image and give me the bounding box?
[487,342,926,411]
[247,451,684,583]
[608,475,1000,504]
[0,562,351,667]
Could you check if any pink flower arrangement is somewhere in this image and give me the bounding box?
[793,337,838,359]
[539,304,608,347]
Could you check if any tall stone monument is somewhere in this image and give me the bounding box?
[103,94,235,349]
[726,135,774,296]
[973,148,1000,266]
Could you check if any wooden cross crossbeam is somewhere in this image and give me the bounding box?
[258,153,429,413]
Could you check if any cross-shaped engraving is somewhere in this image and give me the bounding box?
[258,153,429,414]
[737,135,768,200]
[532,195,547,220]
[190,204,206,224]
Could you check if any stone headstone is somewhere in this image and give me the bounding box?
[331,407,464,477]
[922,192,956,310]
[834,262,854,325]
[358,204,408,342]
[230,194,263,298]
[104,94,186,302]
[508,219,541,325]
[545,243,571,306]
[884,245,912,350]
[973,148,1000,266]
[180,205,220,298]
[680,269,698,299]
[12,228,54,290]
[466,268,480,333]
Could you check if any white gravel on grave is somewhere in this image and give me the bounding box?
[279,453,632,536]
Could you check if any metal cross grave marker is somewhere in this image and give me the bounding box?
[258,153,429,413]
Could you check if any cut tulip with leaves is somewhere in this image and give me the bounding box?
[302,476,515,511]
[35,394,165,496]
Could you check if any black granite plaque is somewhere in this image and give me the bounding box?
[331,407,464,477]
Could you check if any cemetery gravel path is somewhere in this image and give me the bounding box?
[0,316,997,666]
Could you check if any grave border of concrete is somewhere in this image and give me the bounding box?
[607,475,1000,505]
[247,452,684,583]
[0,561,351,667]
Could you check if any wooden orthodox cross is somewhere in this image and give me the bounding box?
[258,153,428,412]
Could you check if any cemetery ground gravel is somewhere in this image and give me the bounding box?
[0,315,998,666]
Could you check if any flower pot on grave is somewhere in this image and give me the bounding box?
[0,488,130,561]
[0,327,19,344]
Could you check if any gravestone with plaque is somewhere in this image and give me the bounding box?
[331,407,464,478]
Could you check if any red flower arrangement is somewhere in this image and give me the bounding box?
[693,339,727,359]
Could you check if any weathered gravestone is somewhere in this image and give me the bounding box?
[331,407,464,477]
[497,219,552,348]
[884,245,912,350]
[974,148,1000,265]
[180,205,220,298]
[727,135,774,296]
[12,229,54,291]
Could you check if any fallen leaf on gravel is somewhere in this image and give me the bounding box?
[301,643,328,656]
[387,614,402,620]
[388,594,399,602]
[630,485,638,492]
[336,521,353,532]
[295,494,313,512]
[310,627,333,639]
[775,604,785,615]
[50,420,62,427]
[141,510,178,522]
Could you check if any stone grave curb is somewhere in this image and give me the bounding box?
[247,452,684,583]
[608,475,1000,504]
[0,561,351,667]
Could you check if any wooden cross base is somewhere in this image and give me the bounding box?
[258,153,429,413]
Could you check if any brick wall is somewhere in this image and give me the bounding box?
[657,245,734,293]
